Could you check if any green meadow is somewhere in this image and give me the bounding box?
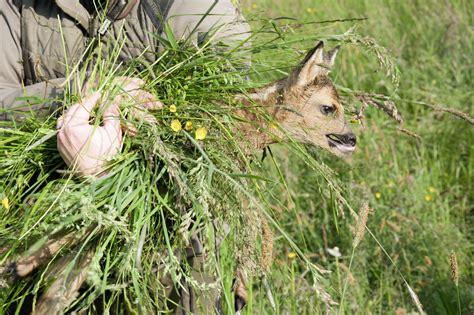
[239,0,473,313]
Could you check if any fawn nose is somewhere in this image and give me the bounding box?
[345,133,357,146]
[333,133,356,146]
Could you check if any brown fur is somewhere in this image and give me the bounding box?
[233,42,354,159]
[235,72,353,156]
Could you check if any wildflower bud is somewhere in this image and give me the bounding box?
[185,121,193,131]
[287,252,297,259]
[195,127,208,140]
[1,197,9,210]
[170,119,182,132]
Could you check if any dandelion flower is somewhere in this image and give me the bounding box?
[424,195,432,202]
[169,105,177,113]
[428,187,436,193]
[375,192,382,199]
[2,197,9,210]
[287,252,297,259]
[185,121,193,131]
[170,119,182,132]
[195,127,208,140]
[251,3,257,9]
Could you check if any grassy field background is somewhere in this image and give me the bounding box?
[238,0,473,314]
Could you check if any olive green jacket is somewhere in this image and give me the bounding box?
[0,0,249,119]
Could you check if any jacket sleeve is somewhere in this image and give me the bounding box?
[167,0,251,49]
[0,0,65,120]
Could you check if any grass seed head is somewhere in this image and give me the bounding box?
[406,283,424,315]
[353,201,370,248]
[449,251,459,286]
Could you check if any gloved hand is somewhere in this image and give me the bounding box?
[57,92,122,177]
[111,77,163,136]
[57,77,162,177]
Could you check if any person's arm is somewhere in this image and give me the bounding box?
[0,0,65,121]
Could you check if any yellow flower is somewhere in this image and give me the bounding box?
[425,195,432,202]
[169,105,177,113]
[195,127,208,140]
[251,3,257,9]
[428,187,437,193]
[288,252,297,259]
[2,197,9,210]
[306,8,314,13]
[185,121,193,131]
[375,192,382,199]
[170,119,182,132]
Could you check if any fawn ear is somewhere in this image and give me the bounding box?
[325,45,340,68]
[294,41,327,86]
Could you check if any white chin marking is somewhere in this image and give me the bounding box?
[335,143,356,154]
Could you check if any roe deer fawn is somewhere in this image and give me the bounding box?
[233,41,356,312]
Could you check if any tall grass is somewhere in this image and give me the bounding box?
[241,0,473,313]
[0,12,374,313]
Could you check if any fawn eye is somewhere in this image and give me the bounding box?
[321,105,336,115]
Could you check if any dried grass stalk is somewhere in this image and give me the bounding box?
[353,201,370,248]
[418,102,474,125]
[397,127,421,140]
[357,93,403,124]
[406,283,424,315]
[434,106,474,125]
[334,28,401,87]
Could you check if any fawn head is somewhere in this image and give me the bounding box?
[275,41,356,156]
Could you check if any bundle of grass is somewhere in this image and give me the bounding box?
[0,20,355,311]
[3,15,466,313]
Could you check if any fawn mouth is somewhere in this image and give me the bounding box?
[326,133,356,154]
